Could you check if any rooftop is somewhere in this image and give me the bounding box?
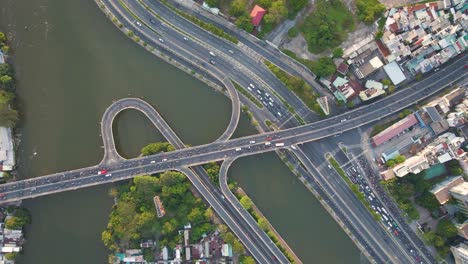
[372,114,419,146]
[250,5,266,26]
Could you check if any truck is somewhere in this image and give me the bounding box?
[235,148,241,151]
[275,143,285,147]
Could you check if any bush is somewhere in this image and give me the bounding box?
[332,47,344,58]
[310,57,336,78]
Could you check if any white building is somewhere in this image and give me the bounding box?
[0,127,14,171]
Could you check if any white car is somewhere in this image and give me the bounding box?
[105,173,112,177]
[162,158,168,161]
[249,140,256,144]
[158,38,164,43]
[136,21,142,27]
[228,50,234,54]
[249,83,255,89]
[150,161,156,164]
[183,36,188,40]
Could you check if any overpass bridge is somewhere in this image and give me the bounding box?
[0,55,465,263]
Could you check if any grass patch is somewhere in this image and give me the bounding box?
[264,60,324,115]
[232,80,263,108]
[327,156,381,221]
[160,0,238,43]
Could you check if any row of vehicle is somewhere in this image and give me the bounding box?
[345,165,424,264]
[247,83,285,119]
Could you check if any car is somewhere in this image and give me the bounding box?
[98,169,108,175]
[434,67,440,72]
[265,142,271,146]
[249,140,256,144]
[183,36,188,41]
[249,83,255,89]
[235,148,241,151]
[256,89,262,95]
[105,173,112,177]
[327,165,332,169]
[266,136,273,141]
[209,51,215,56]
[277,112,282,117]
[228,50,234,54]
[209,60,216,65]
[247,87,252,92]
[149,19,156,24]
[269,97,274,102]
[265,92,270,97]
[150,161,156,164]
[162,158,168,162]
[136,21,142,27]
[268,102,273,107]
[340,119,347,123]
[158,38,164,43]
[291,145,297,150]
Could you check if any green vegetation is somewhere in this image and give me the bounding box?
[232,80,263,108]
[140,142,175,156]
[398,109,413,119]
[102,172,216,251]
[228,0,306,38]
[288,27,299,38]
[447,160,463,176]
[382,171,452,221]
[300,0,354,53]
[0,34,18,128]
[327,156,381,221]
[422,219,458,257]
[240,256,256,264]
[4,252,18,261]
[204,162,221,185]
[356,0,385,24]
[385,155,406,168]
[265,119,273,127]
[332,47,344,58]
[264,60,324,115]
[310,57,336,78]
[234,190,296,262]
[160,0,238,44]
[5,207,31,230]
[370,108,414,137]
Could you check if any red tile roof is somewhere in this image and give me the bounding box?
[250,5,266,26]
[337,63,349,75]
[372,114,418,146]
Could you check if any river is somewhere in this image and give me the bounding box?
[0,0,361,263]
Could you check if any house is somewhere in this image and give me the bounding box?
[336,63,349,75]
[372,114,419,146]
[250,5,266,27]
[354,56,384,79]
[330,76,361,102]
[392,155,430,177]
[430,176,464,204]
[383,61,406,85]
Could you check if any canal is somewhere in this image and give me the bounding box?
[0,0,361,263]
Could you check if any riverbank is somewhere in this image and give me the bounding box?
[0,30,30,263]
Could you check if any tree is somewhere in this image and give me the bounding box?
[1,45,9,54]
[311,57,336,78]
[204,0,219,7]
[0,32,5,43]
[346,101,354,108]
[239,196,253,210]
[141,142,174,156]
[0,64,12,76]
[386,160,395,168]
[437,219,458,238]
[258,217,269,231]
[394,155,406,164]
[0,90,14,105]
[415,73,423,81]
[356,0,385,24]
[382,79,391,86]
[0,75,13,89]
[332,47,344,58]
[416,192,440,211]
[4,252,18,261]
[241,256,256,264]
[229,0,247,16]
[0,105,18,127]
[187,207,204,224]
[264,0,288,24]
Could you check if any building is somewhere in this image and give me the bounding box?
[329,76,362,102]
[250,5,266,27]
[0,51,4,64]
[336,63,349,75]
[450,182,468,217]
[383,61,406,85]
[380,169,396,181]
[430,176,464,204]
[354,56,384,79]
[456,221,468,239]
[0,127,14,171]
[153,195,166,218]
[451,242,468,264]
[392,155,430,177]
[372,113,419,146]
[421,132,466,165]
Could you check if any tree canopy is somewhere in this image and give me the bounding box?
[356,0,385,24]
[140,142,174,156]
